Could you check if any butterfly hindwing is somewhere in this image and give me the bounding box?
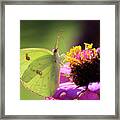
[20,48,60,97]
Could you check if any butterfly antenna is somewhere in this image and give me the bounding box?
[55,30,63,49]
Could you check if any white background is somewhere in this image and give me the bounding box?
[5,5,115,115]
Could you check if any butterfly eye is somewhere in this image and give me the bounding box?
[52,48,58,53]
[25,53,30,61]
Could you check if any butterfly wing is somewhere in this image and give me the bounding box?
[20,48,60,98]
[20,48,53,77]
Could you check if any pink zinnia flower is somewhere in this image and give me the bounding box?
[46,63,100,100]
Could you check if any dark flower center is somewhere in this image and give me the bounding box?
[71,57,100,87]
[66,43,100,87]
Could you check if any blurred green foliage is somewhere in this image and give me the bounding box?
[20,20,83,54]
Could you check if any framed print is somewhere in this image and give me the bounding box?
[0,0,119,119]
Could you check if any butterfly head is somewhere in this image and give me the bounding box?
[52,48,58,54]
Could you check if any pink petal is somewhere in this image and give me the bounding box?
[78,90,100,100]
